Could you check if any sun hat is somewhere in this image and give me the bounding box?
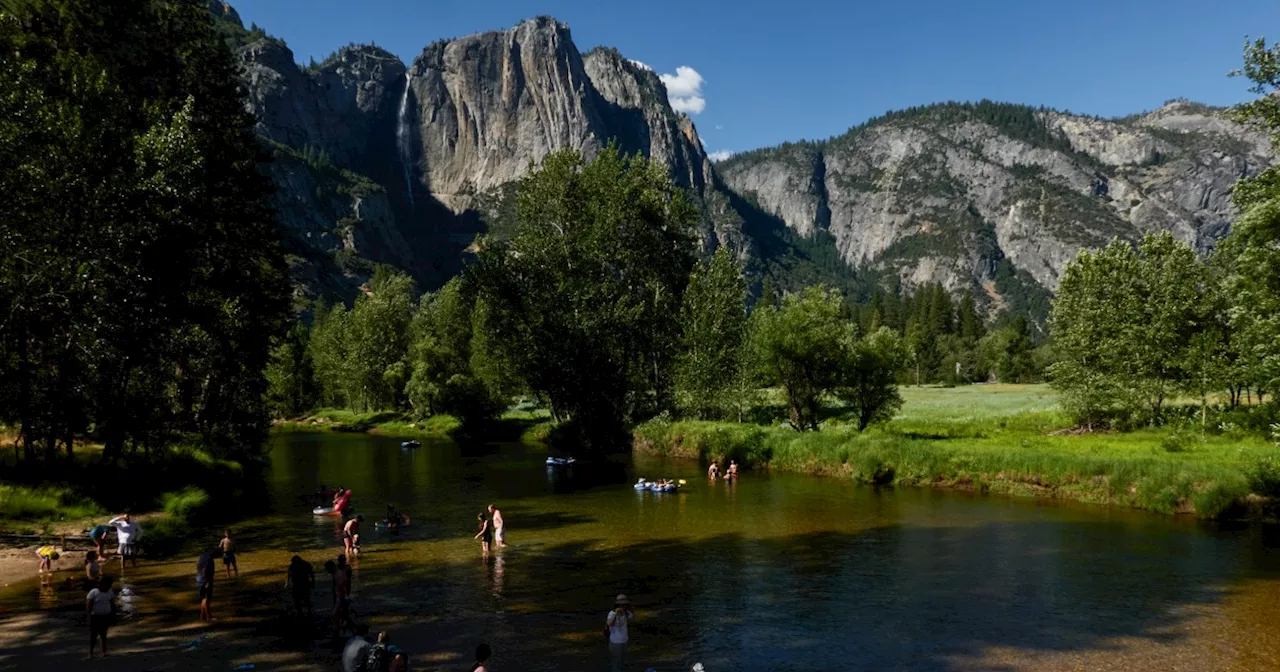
[615,593,630,605]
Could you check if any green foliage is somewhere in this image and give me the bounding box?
[749,286,856,430]
[161,486,212,523]
[837,327,911,430]
[1049,233,1210,427]
[468,146,698,451]
[674,248,749,419]
[405,278,507,426]
[0,0,291,465]
[1247,456,1280,497]
[266,322,318,418]
[0,485,103,522]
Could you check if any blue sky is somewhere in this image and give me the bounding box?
[233,0,1277,158]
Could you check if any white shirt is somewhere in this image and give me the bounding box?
[341,635,370,672]
[87,588,115,615]
[108,517,141,545]
[607,608,633,644]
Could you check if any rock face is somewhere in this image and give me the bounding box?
[227,12,722,299]
[717,101,1272,311]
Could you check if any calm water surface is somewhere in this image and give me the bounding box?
[5,432,1280,670]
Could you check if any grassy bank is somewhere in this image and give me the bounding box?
[273,407,555,443]
[634,385,1280,519]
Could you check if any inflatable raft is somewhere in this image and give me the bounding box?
[313,490,353,516]
[546,456,577,466]
[375,515,410,530]
[400,440,421,449]
[634,479,685,493]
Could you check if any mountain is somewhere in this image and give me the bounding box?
[214,2,1271,318]
[716,100,1271,317]
[214,5,748,304]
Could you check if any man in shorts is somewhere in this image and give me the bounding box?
[488,504,506,547]
[342,515,363,555]
[286,555,315,617]
[108,514,142,567]
[219,528,238,578]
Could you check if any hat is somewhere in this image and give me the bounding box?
[615,593,630,605]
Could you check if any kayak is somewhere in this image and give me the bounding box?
[546,456,576,466]
[375,515,410,529]
[400,440,421,449]
[313,490,353,516]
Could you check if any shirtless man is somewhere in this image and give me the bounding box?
[728,460,739,478]
[488,504,506,548]
[219,528,238,579]
[343,515,363,555]
[707,462,719,479]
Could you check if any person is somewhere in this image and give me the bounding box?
[84,551,102,588]
[728,460,739,479]
[196,547,217,622]
[343,515,363,555]
[473,513,492,558]
[606,593,634,672]
[86,576,117,658]
[472,642,492,672]
[341,624,371,672]
[707,462,719,480]
[286,555,315,617]
[488,504,505,547]
[107,514,142,567]
[384,503,402,534]
[333,487,347,509]
[36,545,59,580]
[220,528,238,579]
[362,632,405,672]
[331,555,354,634]
[88,524,111,558]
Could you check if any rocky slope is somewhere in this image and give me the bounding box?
[220,7,733,301]
[717,101,1272,314]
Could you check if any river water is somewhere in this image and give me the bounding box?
[4,432,1280,670]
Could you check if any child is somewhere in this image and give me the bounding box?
[219,529,238,578]
[36,546,60,581]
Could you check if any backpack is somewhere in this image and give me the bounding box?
[361,644,388,672]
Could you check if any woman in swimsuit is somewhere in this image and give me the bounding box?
[473,513,492,558]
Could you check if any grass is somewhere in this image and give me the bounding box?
[634,384,1280,520]
[0,484,104,525]
[274,409,462,439]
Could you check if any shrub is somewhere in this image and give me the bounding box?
[161,487,212,523]
[1247,457,1280,498]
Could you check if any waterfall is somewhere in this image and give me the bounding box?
[396,72,414,205]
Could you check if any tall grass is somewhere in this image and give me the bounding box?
[635,385,1280,519]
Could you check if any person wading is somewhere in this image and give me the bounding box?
[488,504,506,547]
[85,576,117,658]
[474,513,492,558]
[606,593,634,672]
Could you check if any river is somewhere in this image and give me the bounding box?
[3,431,1279,671]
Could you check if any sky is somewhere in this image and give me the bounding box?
[233,0,1278,160]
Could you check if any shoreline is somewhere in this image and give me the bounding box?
[632,420,1280,522]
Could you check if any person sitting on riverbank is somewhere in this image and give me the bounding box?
[108,514,142,567]
[342,624,371,672]
[196,547,217,622]
[707,462,719,480]
[286,555,315,617]
[84,551,101,588]
[88,524,111,558]
[220,529,238,579]
[343,515,364,555]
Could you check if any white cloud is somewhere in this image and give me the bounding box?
[660,66,706,115]
[627,59,652,72]
[714,124,724,131]
[708,150,735,163]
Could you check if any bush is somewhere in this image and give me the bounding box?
[1247,457,1280,497]
[0,485,103,521]
[1158,427,1200,453]
[161,487,212,523]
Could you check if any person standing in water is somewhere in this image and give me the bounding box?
[728,460,739,479]
[219,528,238,579]
[88,524,111,558]
[84,551,101,589]
[286,555,315,617]
[606,593,634,672]
[473,513,492,558]
[343,515,363,555]
[36,546,59,583]
[707,462,719,480]
[488,504,506,547]
[86,576,117,658]
[196,546,217,622]
[108,514,142,567]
